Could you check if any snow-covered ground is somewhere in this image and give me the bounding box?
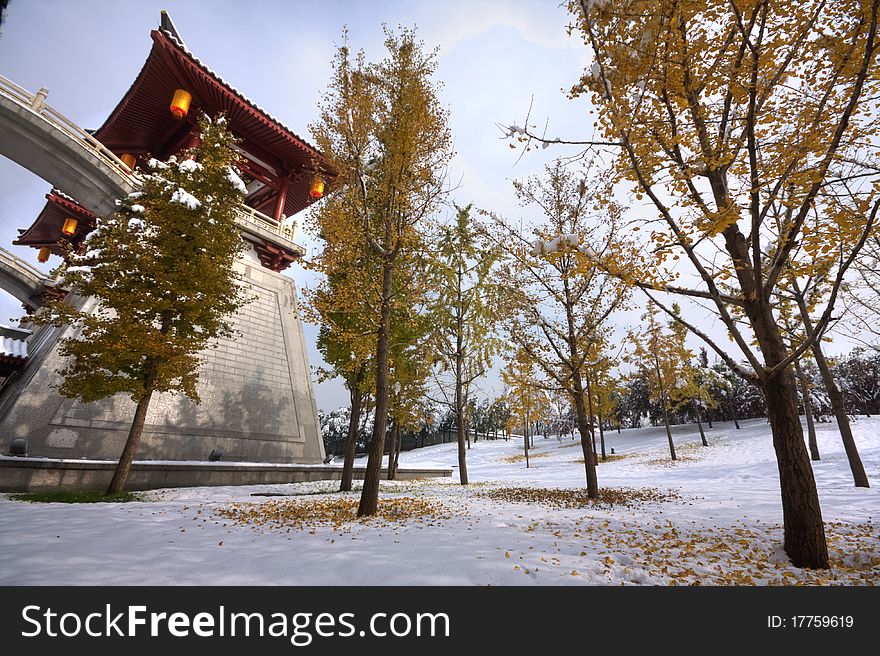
[1,417,877,585]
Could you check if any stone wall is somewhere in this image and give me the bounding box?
[0,457,452,492]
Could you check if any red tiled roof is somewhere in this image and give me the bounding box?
[19,18,334,255]
[15,191,96,252]
[92,28,332,219]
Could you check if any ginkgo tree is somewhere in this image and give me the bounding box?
[311,26,452,516]
[429,203,500,485]
[749,169,874,483]
[500,348,547,468]
[386,297,434,480]
[586,352,617,459]
[489,161,630,497]
[681,348,722,446]
[781,272,869,487]
[305,185,378,492]
[32,115,247,494]
[627,302,687,460]
[778,308,822,462]
[662,304,713,447]
[313,325,373,493]
[562,0,880,569]
[844,227,880,350]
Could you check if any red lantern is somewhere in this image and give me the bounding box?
[120,153,137,170]
[62,218,78,237]
[170,89,192,119]
[309,176,325,199]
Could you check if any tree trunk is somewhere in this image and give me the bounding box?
[523,407,530,468]
[594,386,606,461]
[455,353,469,485]
[793,359,820,462]
[391,433,402,479]
[358,260,394,517]
[360,405,370,438]
[585,375,598,457]
[811,342,868,487]
[730,396,741,429]
[745,291,828,568]
[793,282,867,486]
[572,382,599,498]
[660,395,676,460]
[694,400,708,447]
[387,420,400,481]
[106,383,155,494]
[653,354,676,460]
[340,382,364,492]
[763,368,829,568]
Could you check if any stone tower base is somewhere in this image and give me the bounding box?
[0,258,324,464]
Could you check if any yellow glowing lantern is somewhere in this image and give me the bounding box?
[170,89,192,119]
[62,217,78,237]
[120,153,137,170]
[37,247,51,263]
[309,176,325,200]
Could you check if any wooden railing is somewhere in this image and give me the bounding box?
[233,204,300,246]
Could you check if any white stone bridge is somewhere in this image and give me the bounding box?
[0,247,56,310]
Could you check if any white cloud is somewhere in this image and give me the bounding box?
[415,0,580,56]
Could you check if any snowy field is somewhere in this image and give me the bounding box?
[0,417,878,585]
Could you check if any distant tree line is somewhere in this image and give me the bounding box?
[319,397,515,458]
[598,347,880,431]
[320,346,880,455]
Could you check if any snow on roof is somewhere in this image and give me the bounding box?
[51,188,79,204]
[46,189,96,218]
[0,336,28,360]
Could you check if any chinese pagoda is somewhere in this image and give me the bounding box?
[16,11,332,273]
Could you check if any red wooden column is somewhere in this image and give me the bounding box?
[273,174,288,221]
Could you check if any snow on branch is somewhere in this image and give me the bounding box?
[170,188,202,210]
